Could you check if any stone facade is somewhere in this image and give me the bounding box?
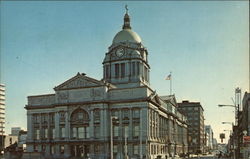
[25,9,188,159]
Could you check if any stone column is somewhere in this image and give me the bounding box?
[100,109,105,139]
[54,112,60,156]
[90,110,94,138]
[55,112,60,139]
[129,109,132,140]
[139,108,143,159]
[65,112,69,139]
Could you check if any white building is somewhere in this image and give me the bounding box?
[205,125,213,151]
[0,84,5,152]
[25,9,188,159]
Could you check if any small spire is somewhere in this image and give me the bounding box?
[123,5,131,29]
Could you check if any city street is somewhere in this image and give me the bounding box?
[190,154,228,159]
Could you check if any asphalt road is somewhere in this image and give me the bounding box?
[190,155,228,159]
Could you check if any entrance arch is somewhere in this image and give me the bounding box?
[70,108,90,158]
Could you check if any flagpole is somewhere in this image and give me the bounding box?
[170,72,172,95]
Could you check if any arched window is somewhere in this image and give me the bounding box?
[70,109,89,124]
[70,108,90,139]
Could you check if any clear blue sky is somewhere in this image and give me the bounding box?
[1,1,249,142]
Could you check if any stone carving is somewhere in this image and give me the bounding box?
[62,78,95,89]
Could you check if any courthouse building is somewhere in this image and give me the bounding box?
[26,9,188,159]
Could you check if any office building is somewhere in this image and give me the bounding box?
[0,84,5,152]
[178,100,205,154]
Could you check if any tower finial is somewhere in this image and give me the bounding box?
[123,5,131,29]
[125,5,128,14]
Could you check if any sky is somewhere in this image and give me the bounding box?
[0,1,249,142]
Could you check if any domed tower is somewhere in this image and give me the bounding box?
[103,7,150,88]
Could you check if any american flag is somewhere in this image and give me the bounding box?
[165,74,171,80]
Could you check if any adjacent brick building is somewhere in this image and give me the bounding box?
[178,101,205,154]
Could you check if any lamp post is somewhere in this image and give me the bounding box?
[110,116,118,159]
[218,104,238,125]
[222,122,234,125]
[219,106,237,159]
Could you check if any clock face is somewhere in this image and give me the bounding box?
[116,48,124,57]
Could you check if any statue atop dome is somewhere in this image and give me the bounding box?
[125,4,128,14]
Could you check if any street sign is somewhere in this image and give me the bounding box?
[220,133,225,143]
[243,136,250,143]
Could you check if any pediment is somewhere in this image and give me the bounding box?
[54,73,105,91]
[149,91,161,106]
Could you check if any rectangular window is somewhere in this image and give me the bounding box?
[50,145,55,154]
[132,62,136,76]
[133,145,139,154]
[115,64,120,78]
[52,128,55,139]
[121,63,125,78]
[94,110,100,122]
[72,127,77,138]
[133,109,140,118]
[33,115,39,123]
[105,65,110,78]
[44,128,48,139]
[59,112,65,122]
[85,127,90,138]
[94,125,100,138]
[114,126,119,137]
[113,145,118,153]
[60,127,65,138]
[78,127,84,139]
[136,62,140,75]
[111,110,119,119]
[41,114,47,123]
[50,114,54,123]
[123,109,129,119]
[133,125,139,137]
[35,129,40,140]
[123,125,129,138]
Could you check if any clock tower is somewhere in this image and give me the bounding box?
[103,7,150,88]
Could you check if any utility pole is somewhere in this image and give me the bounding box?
[110,116,118,159]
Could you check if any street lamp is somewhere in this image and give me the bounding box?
[218,104,236,108]
[110,116,118,159]
[222,122,234,125]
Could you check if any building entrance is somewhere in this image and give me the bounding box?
[71,145,90,158]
